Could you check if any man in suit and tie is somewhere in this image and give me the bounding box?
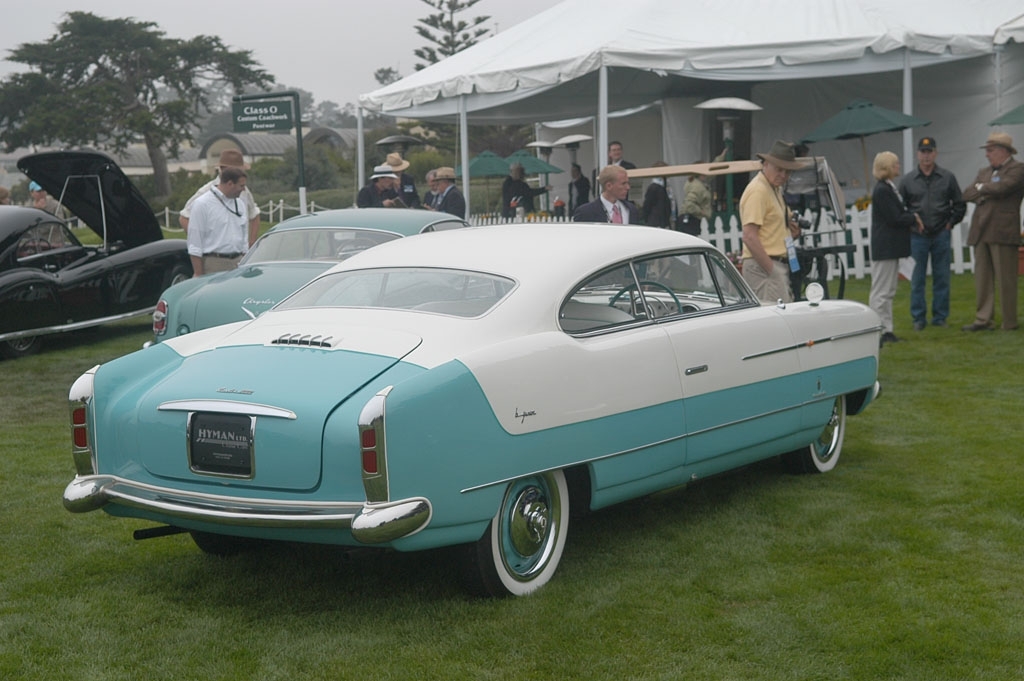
[429,167,466,218]
[572,165,640,224]
[607,141,636,170]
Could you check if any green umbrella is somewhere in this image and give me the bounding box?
[456,151,511,178]
[990,103,1024,126]
[456,151,510,211]
[802,98,930,193]
[505,149,563,175]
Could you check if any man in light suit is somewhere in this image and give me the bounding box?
[961,131,1024,331]
[572,165,641,224]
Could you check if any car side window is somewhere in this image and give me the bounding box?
[560,250,756,333]
[634,251,754,317]
[559,264,642,333]
[16,222,74,259]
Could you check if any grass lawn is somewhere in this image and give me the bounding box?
[1,273,1022,680]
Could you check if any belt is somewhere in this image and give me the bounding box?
[205,252,243,259]
[769,255,787,263]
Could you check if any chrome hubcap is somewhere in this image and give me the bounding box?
[508,486,549,557]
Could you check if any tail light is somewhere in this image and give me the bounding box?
[357,387,393,503]
[153,300,168,335]
[69,367,99,476]
[360,429,379,474]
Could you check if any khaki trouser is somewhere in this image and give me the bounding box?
[202,254,242,274]
[742,258,792,304]
[868,258,900,333]
[971,242,1018,329]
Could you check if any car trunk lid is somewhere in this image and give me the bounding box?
[129,328,422,492]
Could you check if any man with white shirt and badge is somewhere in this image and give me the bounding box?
[186,166,250,276]
[179,149,260,247]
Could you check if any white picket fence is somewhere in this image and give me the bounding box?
[155,199,324,232]
[469,205,980,281]
[147,199,979,282]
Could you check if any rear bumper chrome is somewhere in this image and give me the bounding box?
[63,475,432,541]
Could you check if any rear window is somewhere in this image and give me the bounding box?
[278,267,515,318]
[242,228,400,264]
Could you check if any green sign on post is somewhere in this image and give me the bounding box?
[232,100,294,132]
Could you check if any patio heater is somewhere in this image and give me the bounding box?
[695,98,761,225]
[527,134,592,213]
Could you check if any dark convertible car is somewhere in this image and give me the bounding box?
[0,151,192,358]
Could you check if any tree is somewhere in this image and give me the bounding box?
[374,68,401,87]
[0,12,273,197]
[414,0,491,70]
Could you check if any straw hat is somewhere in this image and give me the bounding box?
[434,167,456,181]
[216,149,249,169]
[756,140,808,170]
[981,131,1016,155]
[386,152,410,172]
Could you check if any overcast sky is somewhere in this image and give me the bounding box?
[0,0,561,109]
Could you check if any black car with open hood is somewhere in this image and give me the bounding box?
[0,151,192,358]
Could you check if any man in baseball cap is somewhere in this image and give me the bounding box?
[897,136,966,331]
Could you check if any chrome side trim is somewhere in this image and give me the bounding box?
[0,306,156,342]
[459,388,871,494]
[63,475,360,528]
[350,498,432,544]
[158,400,296,419]
[743,326,882,360]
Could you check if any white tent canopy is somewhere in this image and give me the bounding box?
[357,0,1024,213]
[361,0,1023,119]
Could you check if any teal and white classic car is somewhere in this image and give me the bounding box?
[151,208,467,342]
[65,224,881,597]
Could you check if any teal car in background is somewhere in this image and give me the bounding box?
[151,208,467,342]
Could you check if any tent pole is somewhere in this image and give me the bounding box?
[861,136,870,194]
[459,95,470,220]
[357,106,366,194]
[598,66,609,171]
[994,45,1004,117]
[902,49,914,171]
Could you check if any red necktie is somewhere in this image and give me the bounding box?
[611,204,623,224]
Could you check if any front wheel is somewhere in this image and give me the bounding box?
[785,395,846,474]
[465,470,569,597]
[1,336,42,359]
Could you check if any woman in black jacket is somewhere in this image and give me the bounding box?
[869,151,922,345]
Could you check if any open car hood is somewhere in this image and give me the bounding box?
[17,150,162,248]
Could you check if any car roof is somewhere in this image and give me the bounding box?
[331,223,709,289]
[270,208,467,236]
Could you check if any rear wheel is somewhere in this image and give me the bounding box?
[1,336,42,359]
[167,264,191,288]
[785,395,846,474]
[466,470,569,597]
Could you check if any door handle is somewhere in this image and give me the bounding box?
[684,365,708,376]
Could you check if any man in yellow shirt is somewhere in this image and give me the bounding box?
[740,140,808,302]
